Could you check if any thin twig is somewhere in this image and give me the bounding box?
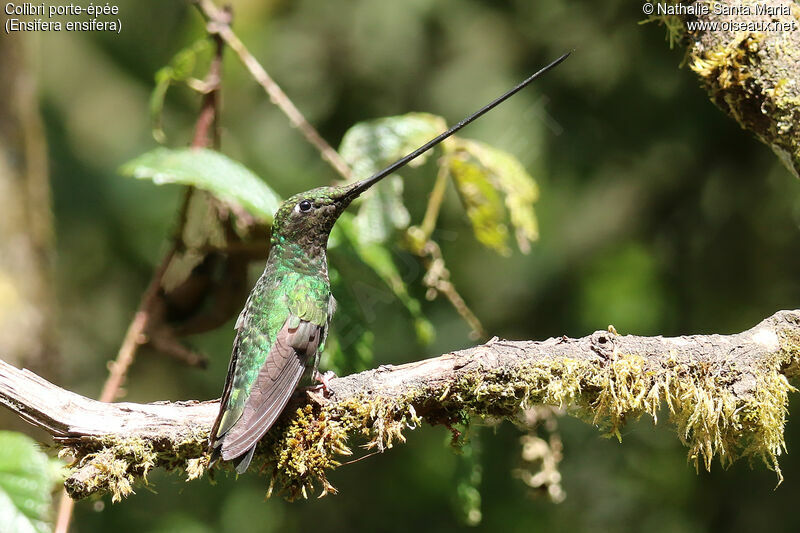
[53,495,73,533]
[194,0,352,181]
[419,163,451,240]
[420,239,487,340]
[191,8,227,149]
[438,280,486,340]
[54,10,228,533]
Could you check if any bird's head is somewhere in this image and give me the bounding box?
[270,180,371,250]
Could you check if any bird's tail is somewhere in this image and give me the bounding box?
[208,435,256,474]
[208,438,222,466]
[233,445,256,474]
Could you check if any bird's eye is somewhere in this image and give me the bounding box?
[298,200,313,212]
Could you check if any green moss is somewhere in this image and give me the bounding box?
[274,349,799,497]
[62,437,157,502]
[61,430,212,502]
[689,30,800,175]
[256,394,422,500]
[61,328,800,500]
[779,328,800,365]
[261,346,794,497]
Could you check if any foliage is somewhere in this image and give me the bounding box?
[117,109,540,367]
[339,113,446,243]
[0,432,64,533]
[338,113,542,255]
[18,0,800,531]
[120,148,281,224]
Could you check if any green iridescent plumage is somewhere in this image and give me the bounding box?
[209,187,355,472]
[214,267,330,437]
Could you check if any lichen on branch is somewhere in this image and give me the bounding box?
[654,0,800,177]
[1,310,799,502]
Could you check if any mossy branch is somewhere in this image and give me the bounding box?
[661,0,800,176]
[1,310,800,501]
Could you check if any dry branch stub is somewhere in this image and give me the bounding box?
[1,310,799,501]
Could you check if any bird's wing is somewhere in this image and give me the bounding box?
[216,282,330,462]
[208,291,265,455]
[208,334,242,452]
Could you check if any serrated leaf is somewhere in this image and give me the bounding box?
[339,112,448,179]
[467,140,540,252]
[447,139,540,254]
[447,153,511,256]
[354,176,409,244]
[339,113,447,244]
[0,432,64,533]
[120,148,281,223]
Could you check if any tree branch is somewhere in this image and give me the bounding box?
[2,309,800,501]
[664,0,800,177]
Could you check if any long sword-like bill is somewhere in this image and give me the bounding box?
[344,51,571,198]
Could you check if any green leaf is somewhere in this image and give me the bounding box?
[354,176,409,244]
[339,113,447,244]
[447,139,540,254]
[447,152,511,256]
[468,140,540,253]
[120,148,282,223]
[339,112,447,180]
[0,432,64,533]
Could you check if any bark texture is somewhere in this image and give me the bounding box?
[679,0,800,176]
[1,309,799,501]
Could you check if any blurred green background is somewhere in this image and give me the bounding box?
[2,0,800,531]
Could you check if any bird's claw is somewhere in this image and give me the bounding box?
[315,370,337,387]
[305,370,337,401]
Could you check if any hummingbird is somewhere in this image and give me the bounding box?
[209,52,570,473]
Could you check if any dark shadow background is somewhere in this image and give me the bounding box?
[3,0,800,531]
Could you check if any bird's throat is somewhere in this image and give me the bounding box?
[268,237,329,278]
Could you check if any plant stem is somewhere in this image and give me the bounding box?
[419,163,450,240]
[194,0,352,181]
[54,6,228,532]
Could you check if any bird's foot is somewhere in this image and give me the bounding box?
[304,370,337,404]
[314,370,337,391]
